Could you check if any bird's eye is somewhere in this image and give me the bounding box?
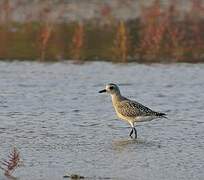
[109,86,114,90]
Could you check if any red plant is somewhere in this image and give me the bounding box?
[71,22,84,60]
[101,4,112,17]
[139,0,164,56]
[0,147,21,177]
[38,3,65,61]
[39,23,53,60]
[138,0,204,61]
[1,0,11,24]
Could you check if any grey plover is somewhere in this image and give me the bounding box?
[99,83,166,139]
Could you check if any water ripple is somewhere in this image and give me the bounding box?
[0,62,204,180]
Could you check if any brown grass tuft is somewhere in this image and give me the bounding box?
[0,147,21,177]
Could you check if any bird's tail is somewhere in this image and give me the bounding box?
[156,112,168,119]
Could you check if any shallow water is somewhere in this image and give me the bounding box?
[0,61,203,180]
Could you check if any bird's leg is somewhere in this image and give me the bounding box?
[129,128,134,138]
[133,127,137,139]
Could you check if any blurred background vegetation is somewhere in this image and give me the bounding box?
[0,0,204,62]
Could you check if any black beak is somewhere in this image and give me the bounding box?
[99,89,106,93]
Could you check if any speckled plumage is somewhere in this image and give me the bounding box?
[114,98,166,119]
[99,83,166,139]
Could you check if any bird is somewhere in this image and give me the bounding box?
[99,83,166,139]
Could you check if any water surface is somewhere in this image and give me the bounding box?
[0,61,203,180]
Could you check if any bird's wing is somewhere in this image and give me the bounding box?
[117,100,161,117]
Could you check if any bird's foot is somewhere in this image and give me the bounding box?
[133,127,137,139]
[129,128,133,138]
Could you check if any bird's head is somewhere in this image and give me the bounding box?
[99,83,120,95]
